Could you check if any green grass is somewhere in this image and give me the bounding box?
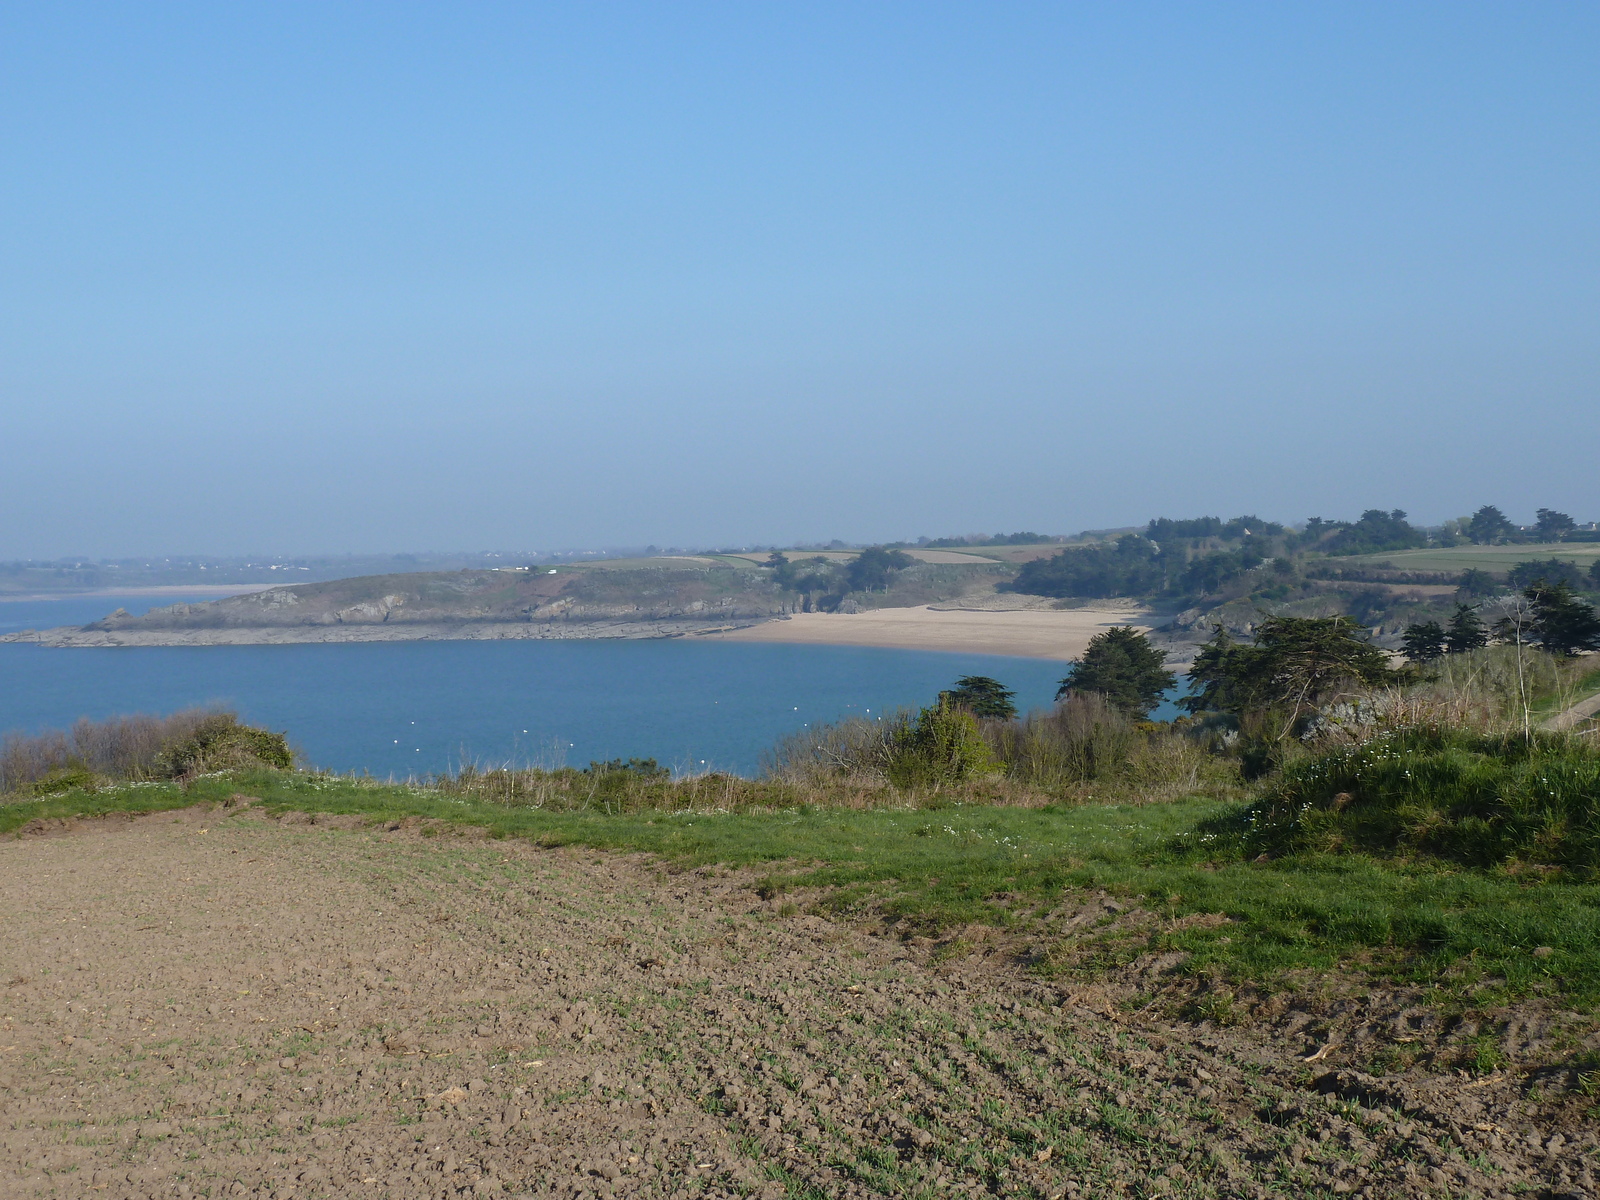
[1219,726,1600,871]
[1335,544,1600,573]
[9,767,1600,1008]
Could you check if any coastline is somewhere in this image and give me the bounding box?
[0,605,1169,661]
[0,584,282,603]
[0,618,769,649]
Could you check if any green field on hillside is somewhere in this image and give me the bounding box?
[1337,543,1600,573]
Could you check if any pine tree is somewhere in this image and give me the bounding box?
[1401,620,1446,663]
[1525,581,1600,656]
[1467,505,1515,545]
[940,675,1018,720]
[1444,604,1488,654]
[1534,508,1576,542]
[1057,626,1175,718]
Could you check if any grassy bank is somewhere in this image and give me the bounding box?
[8,767,1597,1011]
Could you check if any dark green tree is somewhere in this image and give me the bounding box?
[1056,626,1175,718]
[1176,546,1263,595]
[765,551,795,589]
[846,546,914,592]
[1180,615,1399,736]
[1535,508,1577,542]
[1323,509,1427,556]
[1525,580,1600,656]
[1507,558,1584,591]
[1444,604,1488,654]
[939,675,1017,720]
[1591,559,1600,591]
[787,557,842,609]
[1401,620,1446,663]
[1467,505,1515,545]
[1456,569,1498,598]
[1006,535,1167,599]
[1146,516,1223,542]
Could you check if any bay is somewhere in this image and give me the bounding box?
[0,594,1083,777]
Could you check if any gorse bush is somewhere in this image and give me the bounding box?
[0,709,292,796]
[1207,725,1600,871]
[155,715,293,778]
[885,700,996,788]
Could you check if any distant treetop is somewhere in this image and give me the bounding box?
[1534,508,1577,542]
[1321,509,1427,556]
[1145,515,1284,543]
[1467,505,1516,545]
[921,531,1055,548]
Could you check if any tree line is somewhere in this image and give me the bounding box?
[1005,506,1597,602]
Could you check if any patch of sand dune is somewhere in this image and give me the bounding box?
[706,604,1152,660]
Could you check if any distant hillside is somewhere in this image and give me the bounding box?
[3,551,1018,647]
[4,564,794,647]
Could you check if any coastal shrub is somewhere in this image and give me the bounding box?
[29,766,97,797]
[986,694,1235,800]
[763,712,905,786]
[584,757,670,782]
[152,715,294,778]
[885,700,996,788]
[0,708,271,796]
[1202,726,1600,871]
[766,693,1237,802]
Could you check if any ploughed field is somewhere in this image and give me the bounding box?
[1,803,1592,1200]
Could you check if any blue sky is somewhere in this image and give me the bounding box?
[3,2,1596,556]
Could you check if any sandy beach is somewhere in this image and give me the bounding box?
[707,604,1153,661]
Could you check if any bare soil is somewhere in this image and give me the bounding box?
[1,804,1593,1199]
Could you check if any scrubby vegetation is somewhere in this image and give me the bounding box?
[1211,725,1600,870]
[0,709,292,795]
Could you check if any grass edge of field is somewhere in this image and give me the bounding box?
[4,771,1597,1017]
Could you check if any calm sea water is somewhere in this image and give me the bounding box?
[0,593,1101,777]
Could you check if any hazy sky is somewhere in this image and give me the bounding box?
[3,3,1596,557]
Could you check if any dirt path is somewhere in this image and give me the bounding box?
[1544,690,1600,734]
[0,806,1591,1199]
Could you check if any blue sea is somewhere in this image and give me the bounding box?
[0,592,1107,778]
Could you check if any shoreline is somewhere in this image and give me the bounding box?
[0,618,769,649]
[0,604,1167,661]
[0,584,282,603]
